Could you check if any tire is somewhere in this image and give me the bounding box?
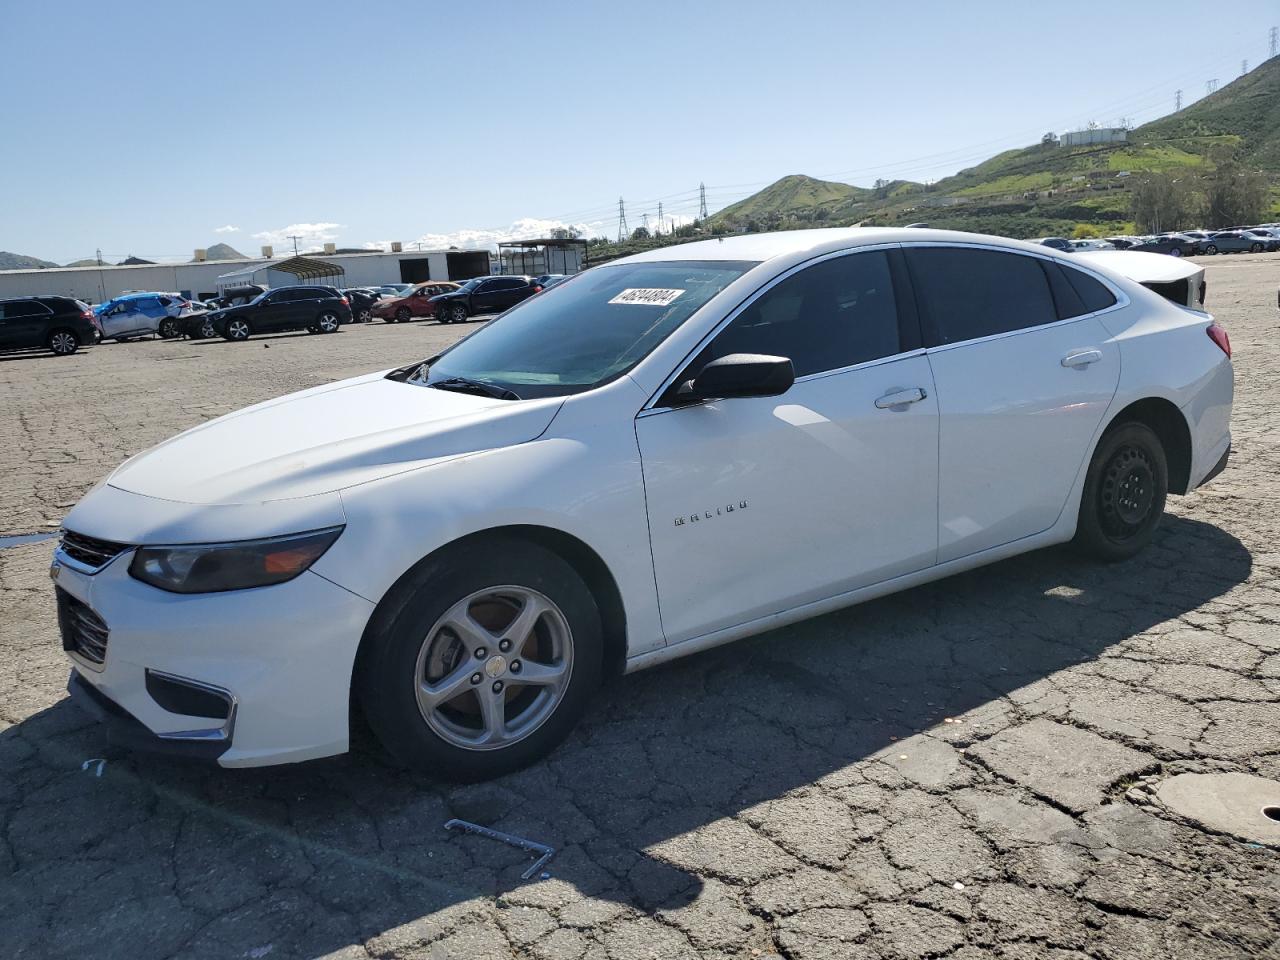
[223,318,252,341]
[158,317,179,339]
[1204,244,1218,255]
[1250,243,1263,254]
[357,537,602,781]
[358,308,373,323]
[1169,247,1182,257]
[317,311,340,333]
[449,303,469,324]
[48,328,79,356]
[1074,421,1168,562]
[396,307,411,323]
[200,318,216,339]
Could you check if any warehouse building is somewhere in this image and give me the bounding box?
[0,246,494,304]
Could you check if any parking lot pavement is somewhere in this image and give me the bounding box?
[1,264,1279,960]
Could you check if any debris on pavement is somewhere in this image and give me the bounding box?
[444,818,556,881]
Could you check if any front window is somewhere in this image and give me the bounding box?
[409,260,756,399]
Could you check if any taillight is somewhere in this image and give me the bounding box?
[531,285,543,293]
[1207,322,1231,358]
[340,297,349,306]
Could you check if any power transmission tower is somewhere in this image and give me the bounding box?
[616,197,628,242]
[1175,89,1182,111]
[1206,78,1218,95]
[1241,59,1248,76]
[1270,26,1278,59]
[657,202,664,235]
[699,182,708,220]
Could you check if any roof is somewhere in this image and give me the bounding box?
[216,255,344,282]
[613,227,1059,265]
[497,238,589,248]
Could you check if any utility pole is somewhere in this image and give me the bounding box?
[95,248,106,303]
[287,234,301,256]
[657,202,664,235]
[1175,89,1182,111]
[1206,78,1218,96]
[616,197,628,242]
[1270,26,1278,59]
[699,182,709,220]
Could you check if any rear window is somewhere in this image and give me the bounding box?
[906,247,1058,345]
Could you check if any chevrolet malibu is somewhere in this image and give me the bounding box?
[53,228,1233,780]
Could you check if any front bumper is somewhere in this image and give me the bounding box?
[54,545,376,768]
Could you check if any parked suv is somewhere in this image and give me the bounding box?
[95,292,193,341]
[371,282,460,322]
[0,296,99,356]
[429,276,542,323]
[210,286,352,341]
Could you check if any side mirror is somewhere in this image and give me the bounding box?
[684,353,794,400]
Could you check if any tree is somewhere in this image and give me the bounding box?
[548,226,580,240]
[1201,159,1268,228]
[630,226,650,241]
[1130,173,1192,234]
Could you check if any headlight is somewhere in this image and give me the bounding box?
[129,527,343,594]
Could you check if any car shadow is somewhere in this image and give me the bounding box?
[0,514,1252,957]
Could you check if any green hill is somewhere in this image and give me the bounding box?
[0,251,59,270]
[712,175,871,222]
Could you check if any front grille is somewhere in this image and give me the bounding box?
[59,530,130,571]
[57,588,110,666]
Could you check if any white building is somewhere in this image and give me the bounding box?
[0,248,493,304]
[1061,127,1129,147]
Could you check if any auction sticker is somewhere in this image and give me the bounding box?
[608,288,685,306]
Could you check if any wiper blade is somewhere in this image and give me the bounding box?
[427,376,522,401]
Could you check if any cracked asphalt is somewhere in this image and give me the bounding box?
[2,260,1279,960]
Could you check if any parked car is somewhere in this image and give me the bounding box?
[534,274,570,289]
[0,296,99,356]
[1130,234,1199,257]
[1070,239,1115,252]
[1103,237,1140,250]
[374,284,415,298]
[54,228,1233,778]
[1201,231,1266,255]
[95,292,194,340]
[342,288,382,323]
[209,285,352,341]
[1241,229,1280,252]
[429,275,543,323]
[1035,237,1073,252]
[370,282,461,323]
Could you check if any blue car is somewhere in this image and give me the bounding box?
[93,292,191,341]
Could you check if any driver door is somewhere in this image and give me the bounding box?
[635,248,939,644]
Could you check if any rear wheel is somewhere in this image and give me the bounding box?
[358,537,602,780]
[1169,247,1182,257]
[317,311,340,333]
[1074,421,1168,562]
[1250,242,1263,253]
[48,329,79,356]
[1204,244,1218,255]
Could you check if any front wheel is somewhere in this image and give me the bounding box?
[449,303,469,324]
[1074,421,1168,562]
[358,307,373,323]
[357,537,602,781]
[1169,247,1182,257]
[396,307,411,323]
[1250,243,1263,253]
[199,318,216,339]
[224,318,252,341]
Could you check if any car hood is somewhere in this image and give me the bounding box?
[106,372,564,506]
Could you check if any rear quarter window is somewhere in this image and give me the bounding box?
[906,247,1059,345]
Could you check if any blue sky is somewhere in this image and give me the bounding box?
[1,0,1274,263]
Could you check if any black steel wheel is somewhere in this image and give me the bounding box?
[1074,421,1168,562]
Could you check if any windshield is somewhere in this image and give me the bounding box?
[411,260,756,399]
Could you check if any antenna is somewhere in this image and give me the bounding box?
[1206,78,1218,95]
[699,182,709,220]
[616,197,628,242]
[1175,89,1182,111]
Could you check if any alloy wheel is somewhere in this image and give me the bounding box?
[451,304,468,323]
[414,586,574,751]
[318,312,339,333]
[201,319,215,338]
[228,319,250,340]
[50,332,77,355]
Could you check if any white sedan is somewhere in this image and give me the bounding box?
[52,228,1233,779]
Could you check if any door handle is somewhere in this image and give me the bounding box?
[1061,349,1103,368]
[875,387,927,409]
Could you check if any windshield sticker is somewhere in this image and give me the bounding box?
[608,288,685,306]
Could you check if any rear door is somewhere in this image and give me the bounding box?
[254,290,293,330]
[636,247,939,643]
[905,245,1121,563]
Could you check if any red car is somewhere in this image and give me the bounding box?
[370,282,460,323]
